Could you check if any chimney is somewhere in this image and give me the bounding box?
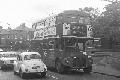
[8,27,11,31]
[21,23,25,27]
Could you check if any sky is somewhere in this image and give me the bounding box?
[0,0,109,29]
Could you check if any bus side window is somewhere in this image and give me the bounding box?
[60,39,64,50]
[43,43,48,49]
[78,43,83,50]
[55,39,59,49]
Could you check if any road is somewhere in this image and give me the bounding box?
[0,69,119,80]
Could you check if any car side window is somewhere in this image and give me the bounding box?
[17,55,22,61]
[19,56,22,61]
[24,55,30,60]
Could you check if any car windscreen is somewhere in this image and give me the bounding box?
[1,53,17,58]
[24,54,41,60]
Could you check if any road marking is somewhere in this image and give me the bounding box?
[47,74,59,79]
[51,75,58,79]
[92,71,120,78]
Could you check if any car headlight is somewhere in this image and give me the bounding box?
[44,67,47,72]
[43,64,47,72]
[83,52,87,55]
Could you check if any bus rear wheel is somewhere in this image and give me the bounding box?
[83,66,92,73]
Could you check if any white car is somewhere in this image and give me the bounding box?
[13,52,47,79]
[0,48,3,52]
[0,52,18,70]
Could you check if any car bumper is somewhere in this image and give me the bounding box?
[24,70,47,74]
[1,64,14,69]
[24,68,47,73]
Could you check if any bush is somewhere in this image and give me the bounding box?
[111,58,120,70]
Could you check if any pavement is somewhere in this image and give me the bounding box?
[92,51,120,77]
[92,63,120,77]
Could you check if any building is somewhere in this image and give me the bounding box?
[0,23,34,49]
[12,23,34,41]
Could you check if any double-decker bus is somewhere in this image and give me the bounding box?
[30,10,93,73]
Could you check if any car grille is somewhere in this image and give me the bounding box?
[72,57,86,67]
[32,66,40,69]
[10,60,14,63]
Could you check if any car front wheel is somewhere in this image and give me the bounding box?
[41,72,46,77]
[14,71,17,75]
[19,69,26,79]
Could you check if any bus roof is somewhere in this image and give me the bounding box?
[62,36,93,39]
[31,36,94,40]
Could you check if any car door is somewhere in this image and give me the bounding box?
[14,55,19,72]
[17,55,23,72]
[16,55,22,72]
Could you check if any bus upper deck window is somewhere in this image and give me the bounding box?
[78,43,83,50]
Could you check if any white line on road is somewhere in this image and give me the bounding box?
[47,74,59,80]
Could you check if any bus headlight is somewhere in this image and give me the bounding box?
[65,59,69,63]
[88,55,91,58]
[64,58,70,63]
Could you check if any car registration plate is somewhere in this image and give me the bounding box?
[32,66,40,69]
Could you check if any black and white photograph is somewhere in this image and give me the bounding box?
[0,0,120,80]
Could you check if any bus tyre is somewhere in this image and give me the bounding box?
[56,61,64,74]
[83,66,92,73]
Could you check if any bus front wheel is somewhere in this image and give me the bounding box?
[56,61,64,74]
[83,66,92,73]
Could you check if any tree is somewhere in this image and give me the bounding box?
[103,0,119,3]
[83,7,100,20]
[93,1,120,48]
[94,1,120,36]
[81,7,100,38]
